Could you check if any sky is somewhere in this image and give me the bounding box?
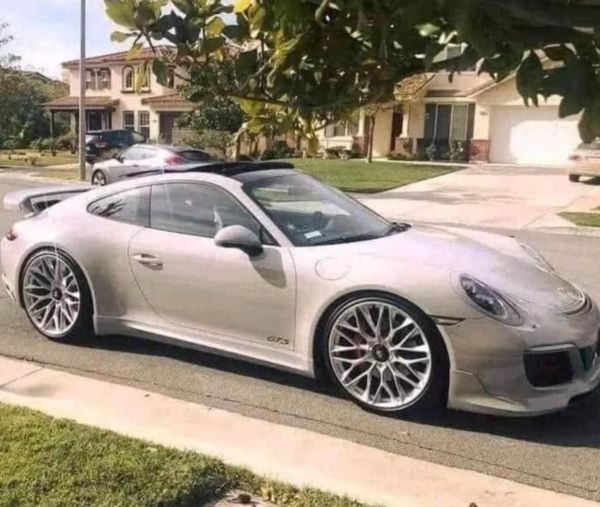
[2,0,129,78]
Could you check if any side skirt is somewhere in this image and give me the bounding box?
[94,315,316,379]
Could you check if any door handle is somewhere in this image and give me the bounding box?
[132,253,163,268]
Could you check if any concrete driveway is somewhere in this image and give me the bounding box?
[360,164,600,230]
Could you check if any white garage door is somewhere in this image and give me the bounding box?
[489,106,581,165]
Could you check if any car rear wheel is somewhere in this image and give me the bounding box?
[569,174,580,182]
[91,170,107,186]
[322,294,448,416]
[21,250,94,343]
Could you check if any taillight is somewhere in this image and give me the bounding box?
[569,154,583,162]
[5,227,17,241]
[165,155,186,165]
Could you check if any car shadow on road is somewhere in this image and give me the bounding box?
[68,333,600,450]
[70,332,332,395]
[407,392,600,449]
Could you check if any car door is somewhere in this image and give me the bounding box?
[128,181,297,348]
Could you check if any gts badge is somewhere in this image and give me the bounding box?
[267,336,290,346]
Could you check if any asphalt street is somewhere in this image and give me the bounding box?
[1,176,600,501]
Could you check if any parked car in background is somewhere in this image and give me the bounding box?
[90,144,214,186]
[85,129,145,164]
[568,141,600,182]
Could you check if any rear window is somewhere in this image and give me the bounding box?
[88,187,150,226]
[179,150,212,162]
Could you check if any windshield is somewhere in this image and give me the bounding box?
[244,173,399,246]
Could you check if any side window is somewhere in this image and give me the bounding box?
[88,187,150,226]
[150,183,261,239]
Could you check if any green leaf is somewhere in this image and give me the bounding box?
[110,31,132,43]
[152,59,169,86]
[104,0,136,29]
[234,0,253,14]
[206,17,226,37]
[516,51,543,107]
[134,61,150,92]
[172,0,194,15]
[202,36,225,53]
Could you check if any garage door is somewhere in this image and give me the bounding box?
[489,106,581,165]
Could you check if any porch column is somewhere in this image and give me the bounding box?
[49,111,55,140]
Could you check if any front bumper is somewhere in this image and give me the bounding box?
[443,302,600,416]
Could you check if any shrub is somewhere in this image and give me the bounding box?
[3,138,20,154]
[40,138,57,156]
[183,130,232,160]
[30,138,43,152]
[55,133,77,153]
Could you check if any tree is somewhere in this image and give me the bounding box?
[178,96,245,133]
[106,0,600,146]
[0,22,68,148]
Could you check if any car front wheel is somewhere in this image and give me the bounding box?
[21,249,94,343]
[322,294,449,416]
[569,174,580,182]
[91,170,107,186]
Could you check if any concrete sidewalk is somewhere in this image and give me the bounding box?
[359,164,600,232]
[0,355,596,507]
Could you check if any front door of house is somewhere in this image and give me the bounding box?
[159,113,180,143]
[87,111,103,131]
[390,110,404,152]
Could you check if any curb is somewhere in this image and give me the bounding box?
[0,355,595,507]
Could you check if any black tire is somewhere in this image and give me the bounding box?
[21,249,95,343]
[91,170,107,186]
[319,293,449,417]
[569,174,580,182]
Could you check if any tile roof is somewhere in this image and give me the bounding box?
[141,92,193,108]
[62,46,174,68]
[44,96,120,110]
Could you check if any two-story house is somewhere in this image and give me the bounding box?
[45,47,193,143]
[319,58,582,166]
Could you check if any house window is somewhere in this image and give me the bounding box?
[425,104,471,141]
[167,67,175,88]
[138,111,150,139]
[85,70,94,90]
[98,69,111,90]
[123,111,135,131]
[325,119,359,138]
[138,67,151,91]
[122,66,134,91]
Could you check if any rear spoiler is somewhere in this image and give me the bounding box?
[3,185,91,214]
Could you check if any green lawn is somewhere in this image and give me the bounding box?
[0,150,77,168]
[560,211,600,228]
[0,404,369,507]
[289,159,460,193]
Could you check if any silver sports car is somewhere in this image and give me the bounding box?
[2,162,599,417]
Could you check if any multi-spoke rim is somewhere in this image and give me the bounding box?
[328,300,432,410]
[92,171,106,186]
[22,254,81,337]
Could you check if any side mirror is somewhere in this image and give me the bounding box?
[113,153,124,163]
[214,225,263,257]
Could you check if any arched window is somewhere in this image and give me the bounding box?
[122,66,134,91]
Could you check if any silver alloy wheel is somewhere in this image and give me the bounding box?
[92,171,106,186]
[328,300,433,410]
[22,253,81,338]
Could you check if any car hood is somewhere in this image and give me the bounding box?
[319,224,586,314]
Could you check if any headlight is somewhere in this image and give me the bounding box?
[519,242,554,272]
[460,275,523,326]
